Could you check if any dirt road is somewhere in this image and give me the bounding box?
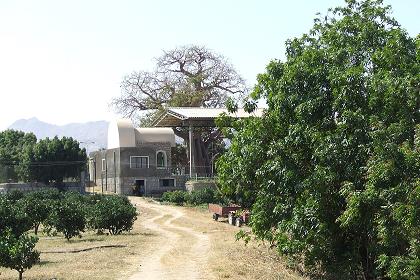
[124,197,305,280]
[127,197,214,280]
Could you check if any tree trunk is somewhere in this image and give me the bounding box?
[193,136,211,177]
[360,237,375,280]
[175,128,217,177]
[19,270,23,280]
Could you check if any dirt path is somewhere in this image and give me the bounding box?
[127,197,214,280]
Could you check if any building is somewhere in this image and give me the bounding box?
[89,119,186,195]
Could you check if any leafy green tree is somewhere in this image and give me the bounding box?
[23,136,87,184]
[21,190,58,235]
[217,1,419,279]
[0,230,40,280]
[89,195,137,235]
[0,130,36,182]
[46,192,86,240]
[0,196,31,237]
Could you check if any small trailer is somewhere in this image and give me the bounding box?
[208,203,250,227]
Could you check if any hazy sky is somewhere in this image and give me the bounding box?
[0,0,418,130]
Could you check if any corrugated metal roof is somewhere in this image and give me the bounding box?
[168,107,264,119]
[153,107,265,127]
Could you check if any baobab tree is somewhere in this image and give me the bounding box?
[112,45,247,174]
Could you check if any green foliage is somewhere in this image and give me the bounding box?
[0,196,31,237]
[0,130,37,182]
[46,192,86,240]
[22,136,87,184]
[4,190,25,202]
[0,130,87,184]
[187,188,218,205]
[217,1,419,279]
[161,190,188,205]
[0,229,40,280]
[21,189,59,235]
[89,195,137,235]
[161,188,221,206]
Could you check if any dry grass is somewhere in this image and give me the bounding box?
[0,204,157,280]
[171,206,306,280]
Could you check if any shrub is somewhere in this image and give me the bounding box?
[0,196,31,237]
[4,190,24,202]
[161,190,188,205]
[187,188,217,205]
[0,229,40,280]
[46,192,86,240]
[27,188,62,201]
[21,191,57,235]
[89,195,137,235]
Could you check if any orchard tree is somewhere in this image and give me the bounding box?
[0,230,40,280]
[0,196,31,237]
[46,192,86,240]
[89,195,137,235]
[112,45,246,174]
[217,0,419,279]
[21,192,55,235]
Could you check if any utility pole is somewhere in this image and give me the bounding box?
[80,141,95,194]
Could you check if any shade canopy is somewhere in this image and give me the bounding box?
[153,107,265,127]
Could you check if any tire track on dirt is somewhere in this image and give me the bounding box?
[127,198,213,280]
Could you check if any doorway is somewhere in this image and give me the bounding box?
[134,179,145,196]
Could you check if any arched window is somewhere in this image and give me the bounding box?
[156,151,166,168]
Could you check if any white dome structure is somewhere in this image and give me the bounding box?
[107,119,136,149]
[107,119,175,149]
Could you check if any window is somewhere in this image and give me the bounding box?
[156,151,166,168]
[159,178,175,187]
[101,159,106,171]
[130,156,149,168]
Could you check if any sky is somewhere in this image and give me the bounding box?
[0,0,418,130]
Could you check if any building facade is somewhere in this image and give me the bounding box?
[89,119,186,195]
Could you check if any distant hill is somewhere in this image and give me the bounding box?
[8,117,108,154]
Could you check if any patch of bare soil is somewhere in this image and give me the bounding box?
[126,197,306,280]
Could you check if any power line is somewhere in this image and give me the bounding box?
[0,160,86,167]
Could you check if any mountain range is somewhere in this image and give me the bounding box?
[8,117,108,154]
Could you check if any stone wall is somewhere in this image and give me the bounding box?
[0,182,83,194]
[185,180,217,192]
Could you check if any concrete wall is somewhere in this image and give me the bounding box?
[185,180,217,192]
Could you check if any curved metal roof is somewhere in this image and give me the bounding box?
[108,119,175,149]
[135,128,175,147]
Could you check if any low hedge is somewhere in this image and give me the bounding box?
[161,188,221,206]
